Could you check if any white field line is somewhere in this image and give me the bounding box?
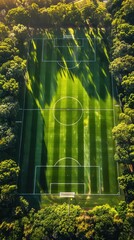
[33,165,101,195]
[53,37,84,47]
[42,37,96,63]
[18,80,27,165]
[50,183,85,194]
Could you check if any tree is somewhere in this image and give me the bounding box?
[0,22,9,41]
[110,55,134,80]
[116,23,134,44]
[106,0,122,15]
[0,159,19,218]
[0,75,19,98]
[64,4,83,27]
[120,0,134,25]
[12,24,28,54]
[121,72,134,105]
[0,159,30,239]
[0,159,19,185]
[76,204,123,240]
[0,0,16,11]
[112,40,134,59]
[0,56,26,81]
[116,201,134,240]
[118,172,134,202]
[0,98,19,121]
[0,38,19,65]
[6,6,30,26]
[112,121,134,162]
[27,203,81,239]
[0,123,16,151]
[76,212,95,239]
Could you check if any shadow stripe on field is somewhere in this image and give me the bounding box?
[100,109,110,193]
[26,41,42,193]
[89,99,98,193]
[77,83,84,194]
[65,76,73,192]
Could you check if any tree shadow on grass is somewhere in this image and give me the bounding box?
[28,27,115,109]
[54,27,113,103]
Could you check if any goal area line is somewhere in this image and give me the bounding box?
[53,37,84,47]
[50,183,86,194]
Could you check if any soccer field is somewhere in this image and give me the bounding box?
[18,28,119,195]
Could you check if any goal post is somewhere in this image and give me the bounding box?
[60,192,75,198]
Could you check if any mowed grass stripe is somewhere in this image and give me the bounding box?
[43,45,59,193]
[44,63,57,165]
[106,110,118,193]
[100,109,110,193]
[88,60,101,193]
[71,75,79,163]
[26,40,43,193]
[56,73,68,192]
[77,79,84,193]
[19,110,33,192]
[65,73,73,192]
[38,60,55,192]
[83,111,90,164]
[51,105,61,193]
[25,40,38,109]
[92,61,102,193]
[70,74,79,194]
[19,40,38,192]
[26,109,38,193]
[71,76,80,194]
[33,42,48,192]
[51,72,62,193]
[89,99,98,193]
[34,111,44,193]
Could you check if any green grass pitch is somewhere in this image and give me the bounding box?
[18,28,119,195]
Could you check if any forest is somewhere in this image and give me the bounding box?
[0,0,134,239]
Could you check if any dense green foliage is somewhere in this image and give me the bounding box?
[0,0,134,239]
[108,0,134,203]
[0,201,134,239]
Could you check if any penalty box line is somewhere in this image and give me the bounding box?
[33,165,101,195]
[41,37,96,63]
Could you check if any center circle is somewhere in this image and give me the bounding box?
[53,96,83,126]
